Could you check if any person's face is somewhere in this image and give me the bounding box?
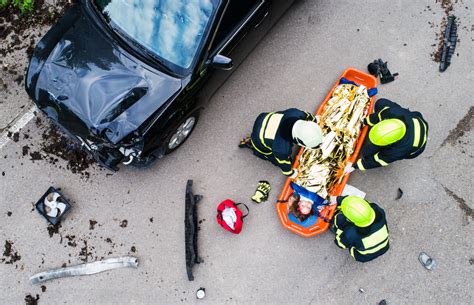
[298,200,312,215]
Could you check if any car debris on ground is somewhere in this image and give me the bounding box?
[30,256,139,284]
[35,187,71,225]
[196,287,206,299]
[367,59,398,84]
[185,180,203,281]
[439,15,457,72]
[395,188,404,200]
[419,252,437,270]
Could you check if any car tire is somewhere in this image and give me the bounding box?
[165,111,200,154]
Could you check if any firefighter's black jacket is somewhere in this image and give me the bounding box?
[250,108,315,175]
[355,98,428,170]
[334,196,389,262]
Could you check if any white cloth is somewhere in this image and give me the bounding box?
[222,207,237,230]
[341,184,366,199]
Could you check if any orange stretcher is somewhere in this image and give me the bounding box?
[276,68,377,238]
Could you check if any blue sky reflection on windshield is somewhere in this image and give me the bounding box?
[101,0,214,69]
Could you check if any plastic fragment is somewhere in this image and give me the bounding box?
[419,252,437,270]
[196,288,206,299]
[395,188,403,200]
[439,16,457,72]
[185,180,203,281]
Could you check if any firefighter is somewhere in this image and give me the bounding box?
[345,98,428,173]
[330,195,389,262]
[239,108,323,176]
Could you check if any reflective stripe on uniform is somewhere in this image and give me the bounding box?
[412,118,421,147]
[282,169,293,176]
[259,113,274,150]
[409,119,428,155]
[275,157,291,165]
[350,225,389,258]
[374,153,388,166]
[362,225,389,248]
[250,139,271,155]
[336,229,346,249]
[333,213,341,229]
[366,116,374,126]
[357,159,366,170]
[357,238,389,255]
[304,111,313,121]
[421,120,428,147]
[264,113,283,140]
[378,107,389,121]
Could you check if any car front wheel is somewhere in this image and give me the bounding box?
[166,112,199,154]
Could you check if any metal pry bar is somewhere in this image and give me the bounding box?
[439,15,457,72]
[30,256,138,284]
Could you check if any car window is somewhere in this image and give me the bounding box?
[94,0,218,72]
[211,0,259,50]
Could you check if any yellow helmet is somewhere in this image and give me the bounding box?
[369,119,406,146]
[341,196,375,227]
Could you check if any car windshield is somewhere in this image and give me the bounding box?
[94,0,216,71]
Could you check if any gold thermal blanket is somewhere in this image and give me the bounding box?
[294,84,370,198]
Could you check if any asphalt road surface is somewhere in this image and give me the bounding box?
[1,0,473,304]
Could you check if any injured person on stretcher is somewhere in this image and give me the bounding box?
[285,182,333,227]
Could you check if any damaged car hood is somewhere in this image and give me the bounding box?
[30,7,182,144]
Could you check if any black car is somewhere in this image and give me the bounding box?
[26,0,295,171]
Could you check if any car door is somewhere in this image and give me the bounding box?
[192,0,272,102]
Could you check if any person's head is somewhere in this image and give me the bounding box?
[369,118,406,146]
[292,120,323,149]
[340,196,375,228]
[288,193,313,222]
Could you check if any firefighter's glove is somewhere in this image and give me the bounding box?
[251,180,271,203]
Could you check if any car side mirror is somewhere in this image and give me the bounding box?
[210,54,233,70]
